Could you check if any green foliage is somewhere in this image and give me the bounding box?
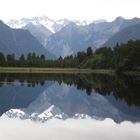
[0,52,6,66]
[0,40,140,73]
[82,40,140,73]
[86,46,93,57]
[82,55,101,68]
[6,54,15,66]
[113,40,140,73]
[18,54,26,67]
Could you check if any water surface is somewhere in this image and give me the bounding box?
[0,73,140,140]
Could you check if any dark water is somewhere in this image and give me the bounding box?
[0,73,140,123]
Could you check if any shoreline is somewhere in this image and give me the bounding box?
[0,67,114,74]
[0,67,139,76]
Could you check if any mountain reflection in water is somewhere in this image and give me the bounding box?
[0,73,140,123]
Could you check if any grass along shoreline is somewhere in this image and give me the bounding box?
[0,67,139,75]
[0,67,114,74]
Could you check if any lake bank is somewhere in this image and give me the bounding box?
[0,67,115,75]
[0,67,113,75]
[0,67,139,76]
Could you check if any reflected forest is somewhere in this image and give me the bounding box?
[0,73,140,107]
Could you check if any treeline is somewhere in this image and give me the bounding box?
[0,40,140,72]
[82,40,140,73]
[0,47,93,68]
[0,53,47,67]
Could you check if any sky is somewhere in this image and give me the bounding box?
[0,118,140,140]
[0,0,140,21]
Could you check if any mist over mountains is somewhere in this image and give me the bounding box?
[0,16,140,58]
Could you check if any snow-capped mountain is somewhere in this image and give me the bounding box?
[0,20,55,58]
[7,16,95,33]
[7,16,56,33]
[6,16,96,52]
[7,17,106,34]
[6,16,140,58]
[46,17,140,57]
[6,16,108,57]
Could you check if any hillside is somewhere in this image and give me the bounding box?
[104,24,140,47]
[0,20,55,59]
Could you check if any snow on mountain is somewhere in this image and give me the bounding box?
[7,16,55,33]
[7,16,100,33]
[6,16,107,57]
[7,19,26,29]
[6,16,140,58]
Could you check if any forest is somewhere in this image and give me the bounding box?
[0,40,140,73]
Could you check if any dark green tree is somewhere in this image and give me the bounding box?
[86,46,93,57]
[6,54,15,66]
[0,52,6,66]
[18,54,26,67]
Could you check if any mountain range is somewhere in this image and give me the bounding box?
[0,16,140,58]
[7,16,104,33]
[0,20,55,58]
[45,17,140,57]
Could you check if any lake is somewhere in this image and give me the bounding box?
[0,73,140,140]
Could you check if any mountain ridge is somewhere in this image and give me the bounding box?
[45,17,140,57]
[7,16,98,33]
[4,16,140,58]
[104,24,140,47]
[0,20,55,58]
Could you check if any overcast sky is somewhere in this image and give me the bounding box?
[0,0,139,21]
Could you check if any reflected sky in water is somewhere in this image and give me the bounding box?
[0,117,140,140]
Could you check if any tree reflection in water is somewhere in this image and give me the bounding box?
[0,73,140,107]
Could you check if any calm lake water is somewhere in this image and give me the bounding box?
[0,73,140,140]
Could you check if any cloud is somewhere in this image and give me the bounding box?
[0,117,140,140]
